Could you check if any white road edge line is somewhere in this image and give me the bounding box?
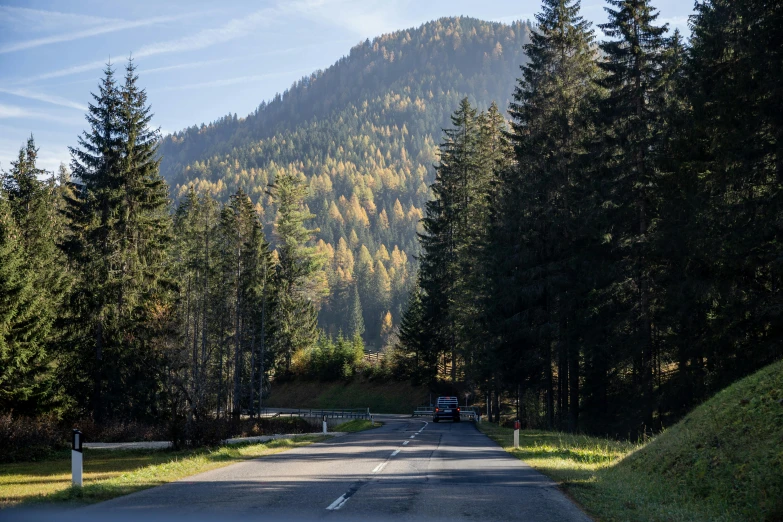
[391,449,401,456]
[326,494,348,510]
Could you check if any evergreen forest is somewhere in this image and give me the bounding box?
[1,0,782,442]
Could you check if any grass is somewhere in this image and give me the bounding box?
[478,359,783,522]
[265,379,428,413]
[336,419,382,432]
[0,435,329,508]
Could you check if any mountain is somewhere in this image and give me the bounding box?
[158,16,533,348]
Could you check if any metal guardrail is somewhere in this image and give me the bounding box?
[260,408,371,420]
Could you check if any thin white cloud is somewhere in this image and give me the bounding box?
[289,0,415,38]
[158,69,312,92]
[0,5,118,32]
[0,14,195,54]
[0,88,87,111]
[140,57,240,75]
[11,7,283,84]
[134,7,281,58]
[18,59,110,84]
[139,43,351,76]
[0,104,81,125]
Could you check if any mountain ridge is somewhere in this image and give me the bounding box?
[158,16,534,347]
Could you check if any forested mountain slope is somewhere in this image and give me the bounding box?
[158,17,533,347]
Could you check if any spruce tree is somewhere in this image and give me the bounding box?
[0,137,68,413]
[269,171,326,373]
[0,195,55,412]
[500,0,601,430]
[397,284,436,384]
[64,60,171,420]
[417,98,478,381]
[348,283,365,339]
[592,0,671,432]
[684,0,783,394]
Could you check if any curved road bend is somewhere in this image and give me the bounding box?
[83,415,590,521]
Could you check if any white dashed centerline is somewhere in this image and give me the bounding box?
[372,462,388,473]
[326,494,349,510]
[403,441,409,445]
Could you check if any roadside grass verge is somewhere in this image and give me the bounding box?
[478,423,733,521]
[337,419,382,432]
[478,359,783,522]
[0,435,329,508]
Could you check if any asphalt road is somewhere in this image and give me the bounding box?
[79,415,590,522]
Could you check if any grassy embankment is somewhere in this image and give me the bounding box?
[336,419,383,432]
[265,380,428,413]
[0,435,329,508]
[478,359,783,521]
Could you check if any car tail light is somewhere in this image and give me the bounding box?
[435,407,439,412]
[457,408,460,412]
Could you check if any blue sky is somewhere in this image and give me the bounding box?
[0,0,695,173]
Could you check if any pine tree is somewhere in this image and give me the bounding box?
[0,196,56,412]
[417,98,479,381]
[462,103,513,386]
[269,171,326,373]
[683,0,783,395]
[64,60,171,420]
[0,137,68,413]
[397,284,436,384]
[348,283,365,339]
[217,189,272,420]
[590,0,671,433]
[498,0,601,430]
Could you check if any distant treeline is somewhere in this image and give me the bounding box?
[397,0,783,438]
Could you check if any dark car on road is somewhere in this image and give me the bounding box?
[433,396,460,422]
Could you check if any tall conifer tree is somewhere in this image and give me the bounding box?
[499,0,601,430]
[64,60,171,420]
[269,171,326,373]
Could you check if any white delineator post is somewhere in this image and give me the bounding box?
[513,420,520,449]
[322,415,328,434]
[72,429,83,487]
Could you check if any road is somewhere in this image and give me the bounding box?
[82,415,590,521]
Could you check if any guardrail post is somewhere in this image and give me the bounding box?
[72,429,83,487]
[513,420,520,449]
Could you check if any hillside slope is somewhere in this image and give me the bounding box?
[480,359,783,521]
[613,358,783,520]
[157,17,533,347]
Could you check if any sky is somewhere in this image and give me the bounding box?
[0,0,695,173]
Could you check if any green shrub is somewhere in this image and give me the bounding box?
[292,333,365,380]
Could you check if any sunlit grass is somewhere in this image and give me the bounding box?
[478,360,783,522]
[337,419,382,432]
[478,423,734,521]
[0,435,329,508]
